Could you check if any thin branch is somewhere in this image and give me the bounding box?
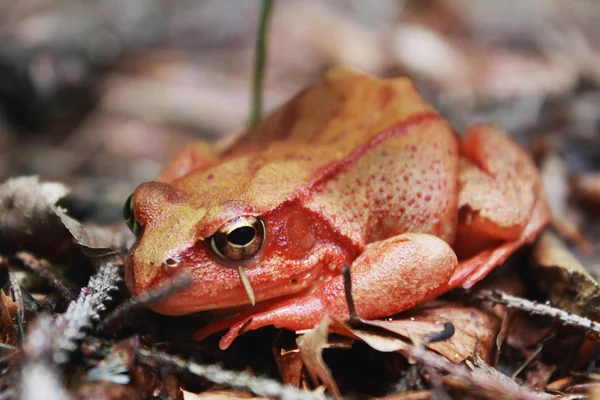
[51,260,121,364]
[473,290,600,336]
[136,347,329,400]
[98,272,192,332]
[341,265,360,323]
[248,0,275,127]
[8,271,25,342]
[14,252,75,302]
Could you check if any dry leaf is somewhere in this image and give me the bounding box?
[0,176,70,252]
[572,173,600,208]
[296,318,341,399]
[540,153,589,249]
[0,290,18,345]
[329,301,500,364]
[274,347,304,389]
[0,176,127,262]
[532,231,600,317]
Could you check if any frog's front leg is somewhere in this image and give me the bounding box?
[194,233,458,349]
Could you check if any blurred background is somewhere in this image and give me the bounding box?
[1,0,600,228]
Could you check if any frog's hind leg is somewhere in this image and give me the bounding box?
[194,233,458,349]
[449,124,550,288]
[156,142,219,183]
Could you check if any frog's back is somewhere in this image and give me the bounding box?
[232,67,437,151]
[232,68,460,245]
[173,68,459,246]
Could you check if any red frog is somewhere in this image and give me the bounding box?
[124,68,549,349]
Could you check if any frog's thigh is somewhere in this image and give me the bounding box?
[156,141,218,183]
[322,233,458,320]
[455,124,539,258]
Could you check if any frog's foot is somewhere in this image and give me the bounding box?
[450,124,550,287]
[194,296,326,350]
[449,196,549,288]
[195,233,458,350]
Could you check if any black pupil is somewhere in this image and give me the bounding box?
[227,226,256,246]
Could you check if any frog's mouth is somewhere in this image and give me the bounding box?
[128,250,343,316]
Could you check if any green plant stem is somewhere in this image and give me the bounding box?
[248,0,274,128]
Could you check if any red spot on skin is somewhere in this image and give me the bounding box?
[425,195,432,201]
[207,174,214,180]
[403,175,409,182]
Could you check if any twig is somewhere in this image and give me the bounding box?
[248,0,275,127]
[8,271,25,342]
[511,344,543,379]
[136,347,329,400]
[98,272,192,332]
[51,260,121,364]
[341,265,360,323]
[14,252,75,302]
[474,290,600,336]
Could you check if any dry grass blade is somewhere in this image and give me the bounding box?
[136,347,330,400]
[474,291,600,336]
[14,252,75,302]
[98,272,193,332]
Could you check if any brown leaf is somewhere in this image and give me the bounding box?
[274,347,304,389]
[296,318,341,399]
[532,231,600,317]
[524,361,556,389]
[540,153,590,250]
[0,176,70,252]
[572,172,600,208]
[329,301,500,364]
[0,176,128,262]
[0,290,18,345]
[182,389,268,400]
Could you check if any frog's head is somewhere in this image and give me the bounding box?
[124,157,349,316]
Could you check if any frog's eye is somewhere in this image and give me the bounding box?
[123,193,140,236]
[210,216,266,262]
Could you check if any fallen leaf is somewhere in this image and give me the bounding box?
[524,361,556,389]
[329,301,500,364]
[273,347,304,388]
[572,172,600,208]
[531,231,600,317]
[297,318,341,399]
[0,176,128,263]
[182,389,268,400]
[0,290,18,345]
[0,176,70,252]
[540,152,589,250]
